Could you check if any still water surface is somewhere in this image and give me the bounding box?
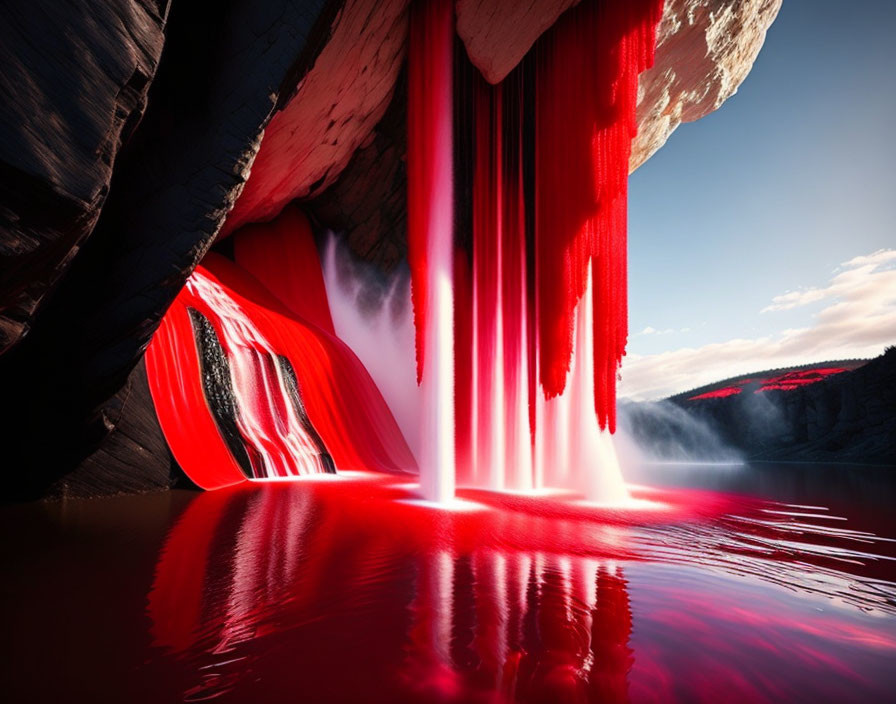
[1,463,894,703]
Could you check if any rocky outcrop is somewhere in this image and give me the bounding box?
[0,0,167,355]
[310,0,781,267]
[222,0,410,235]
[631,0,781,170]
[456,0,579,84]
[308,69,410,271]
[43,359,188,500]
[454,0,782,171]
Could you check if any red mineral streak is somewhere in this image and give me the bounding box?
[145,218,416,488]
[758,367,848,392]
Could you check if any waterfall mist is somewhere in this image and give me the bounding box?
[617,399,743,463]
[321,236,423,462]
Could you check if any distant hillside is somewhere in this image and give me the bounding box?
[671,359,870,402]
[624,349,895,465]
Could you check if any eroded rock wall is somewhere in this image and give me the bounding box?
[0,0,336,500]
[222,0,411,235]
[631,0,781,170]
[0,0,167,354]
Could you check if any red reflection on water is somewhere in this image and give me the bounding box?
[148,478,896,702]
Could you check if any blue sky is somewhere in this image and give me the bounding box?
[622,0,896,399]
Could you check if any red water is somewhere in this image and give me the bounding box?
[117,473,896,703]
[5,465,894,702]
[145,218,415,488]
[533,0,661,431]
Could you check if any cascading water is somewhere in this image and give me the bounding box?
[407,0,663,502]
[145,211,416,490]
[145,0,663,502]
[407,0,456,503]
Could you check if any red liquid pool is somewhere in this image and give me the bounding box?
[2,463,894,702]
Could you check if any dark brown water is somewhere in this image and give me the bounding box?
[1,463,894,703]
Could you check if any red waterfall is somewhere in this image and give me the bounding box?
[145,208,415,489]
[407,0,454,385]
[534,0,662,432]
[411,0,662,455]
[146,0,662,493]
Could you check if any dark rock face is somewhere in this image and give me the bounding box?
[0,0,337,500]
[627,349,896,464]
[0,0,168,354]
[44,359,190,500]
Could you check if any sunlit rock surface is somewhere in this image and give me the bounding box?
[456,0,579,84]
[631,0,782,170]
[453,0,781,171]
[222,0,410,235]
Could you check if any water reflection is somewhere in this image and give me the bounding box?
[399,551,634,703]
[147,476,896,702]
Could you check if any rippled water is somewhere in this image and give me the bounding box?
[2,463,894,703]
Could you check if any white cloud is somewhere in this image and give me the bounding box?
[761,249,896,313]
[620,249,896,400]
[637,325,689,336]
[761,287,827,312]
